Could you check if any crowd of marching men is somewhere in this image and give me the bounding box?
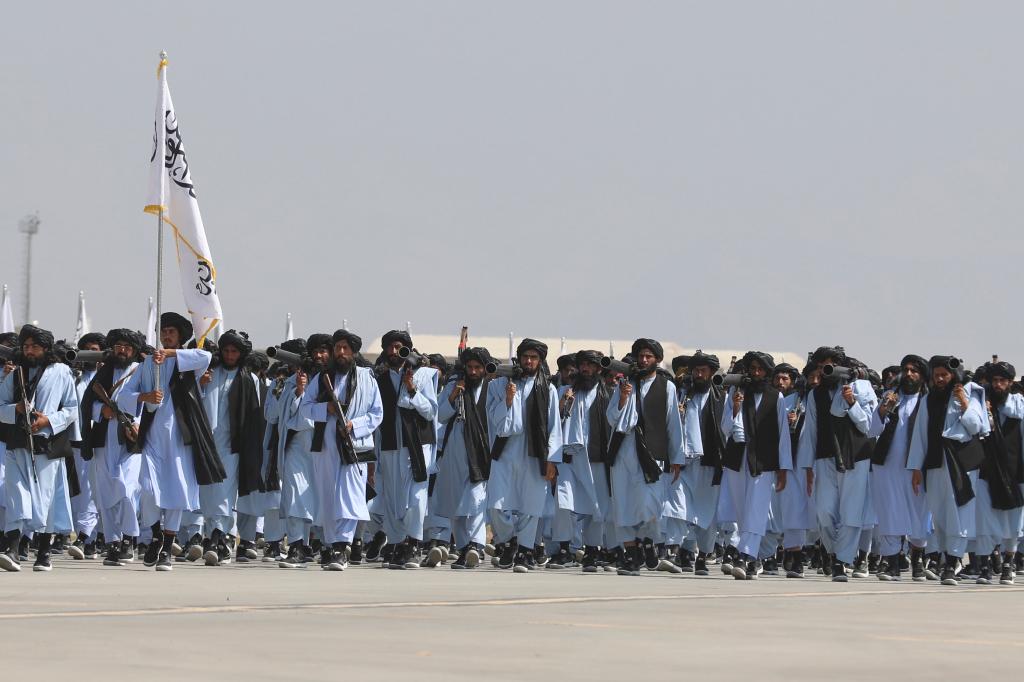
[0,311,1022,588]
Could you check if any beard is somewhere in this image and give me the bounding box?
[747,377,768,393]
[573,373,599,391]
[111,355,132,370]
[387,355,405,369]
[899,377,922,394]
[521,365,538,377]
[689,378,710,392]
[332,357,353,374]
[464,374,483,390]
[20,355,44,368]
[990,387,1009,406]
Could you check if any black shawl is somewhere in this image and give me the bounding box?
[697,386,726,485]
[979,412,1024,510]
[376,369,433,482]
[606,373,666,484]
[922,389,981,506]
[490,374,551,478]
[872,391,923,466]
[137,364,226,486]
[439,380,491,483]
[813,385,873,471]
[310,368,361,465]
[229,370,270,496]
[722,389,780,476]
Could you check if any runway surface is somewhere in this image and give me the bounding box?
[1,554,1019,680]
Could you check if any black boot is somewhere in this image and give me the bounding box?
[33,533,53,572]
[0,530,20,572]
[831,554,847,583]
[349,538,364,565]
[156,533,175,571]
[786,549,805,578]
[975,554,993,585]
[548,541,572,569]
[851,550,868,578]
[940,555,960,585]
[923,552,941,580]
[103,541,124,567]
[880,554,901,581]
[364,531,387,562]
[1000,552,1016,585]
[910,547,926,581]
[498,538,518,570]
[581,545,599,573]
[616,544,641,576]
[327,542,349,571]
[694,551,709,576]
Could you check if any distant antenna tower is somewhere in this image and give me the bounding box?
[18,213,40,325]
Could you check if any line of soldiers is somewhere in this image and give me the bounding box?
[1,316,1021,587]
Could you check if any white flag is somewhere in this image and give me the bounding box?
[0,286,14,334]
[145,297,157,347]
[285,313,294,341]
[145,53,223,345]
[74,291,89,343]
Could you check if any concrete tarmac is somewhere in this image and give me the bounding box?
[1,554,1020,680]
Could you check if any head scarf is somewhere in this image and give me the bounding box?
[460,346,493,368]
[77,332,107,350]
[899,354,930,382]
[574,350,603,367]
[306,333,333,353]
[428,353,449,374]
[556,354,575,371]
[810,346,846,366]
[106,328,144,351]
[741,350,775,373]
[18,324,54,350]
[987,360,1016,381]
[160,312,193,343]
[516,338,549,362]
[381,330,412,349]
[773,362,799,381]
[218,329,253,360]
[630,338,664,362]
[332,329,362,353]
[688,351,721,371]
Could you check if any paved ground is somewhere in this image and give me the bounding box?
[1,555,1020,680]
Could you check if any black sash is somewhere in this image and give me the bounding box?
[376,370,431,483]
[439,381,490,483]
[228,370,271,495]
[872,392,923,466]
[979,413,1024,510]
[812,385,873,471]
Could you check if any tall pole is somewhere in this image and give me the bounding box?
[154,50,167,386]
[18,213,39,325]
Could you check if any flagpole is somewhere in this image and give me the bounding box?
[154,51,167,387]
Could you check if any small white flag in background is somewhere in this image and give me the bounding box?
[145,297,157,347]
[285,313,294,341]
[0,285,14,334]
[74,291,89,342]
[144,53,223,345]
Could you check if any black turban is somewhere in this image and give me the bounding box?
[556,354,575,371]
[987,360,1016,381]
[0,332,17,348]
[160,312,193,342]
[742,350,775,373]
[810,346,846,366]
[773,362,799,380]
[671,355,691,373]
[460,347,493,367]
[106,328,144,351]
[631,338,664,362]
[77,332,107,350]
[428,353,449,373]
[575,350,603,367]
[306,333,333,352]
[279,338,307,355]
[688,351,720,371]
[928,355,964,382]
[332,329,363,353]
[218,329,253,358]
[381,330,412,349]
[516,338,548,361]
[246,350,270,372]
[899,354,930,382]
[19,324,54,350]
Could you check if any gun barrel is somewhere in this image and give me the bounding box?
[398,346,428,367]
[711,374,724,387]
[600,357,632,375]
[822,364,865,381]
[721,373,747,387]
[486,362,521,379]
[265,346,304,367]
[65,349,108,363]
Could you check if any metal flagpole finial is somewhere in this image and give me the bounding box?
[160,50,167,60]
[343,318,348,330]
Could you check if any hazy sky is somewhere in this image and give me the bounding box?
[2,2,1021,369]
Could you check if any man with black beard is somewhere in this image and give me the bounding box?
[907,356,987,586]
[278,334,332,568]
[553,350,612,571]
[80,329,145,568]
[677,352,726,576]
[795,347,876,582]
[67,331,107,560]
[867,355,931,581]
[198,330,267,566]
[373,330,438,570]
[0,325,79,572]
[554,354,576,389]
[433,347,493,569]
[487,339,561,573]
[607,339,682,576]
[975,360,1024,585]
[720,351,791,580]
[300,329,383,571]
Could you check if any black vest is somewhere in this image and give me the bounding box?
[376,369,435,483]
[722,389,781,475]
[812,385,874,471]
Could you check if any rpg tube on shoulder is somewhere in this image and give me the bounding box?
[265,346,304,367]
[486,361,522,379]
[600,357,632,375]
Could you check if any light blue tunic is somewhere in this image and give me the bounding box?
[88,363,143,522]
[485,375,562,519]
[0,362,79,533]
[433,381,488,520]
[606,375,683,529]
[118,349,212,513]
